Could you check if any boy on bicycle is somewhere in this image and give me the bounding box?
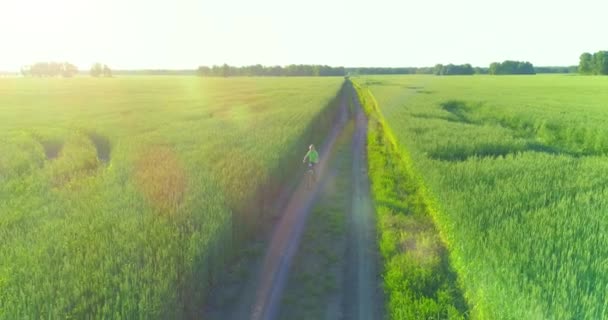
[302,144,319,179]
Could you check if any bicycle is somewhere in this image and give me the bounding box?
[303,144,319,190]
[305,162,316,190]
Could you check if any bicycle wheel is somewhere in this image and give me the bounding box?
[307,169,313,189]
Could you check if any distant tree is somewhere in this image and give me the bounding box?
[474,67,489,74]
[30,62,47,77]
[102,64,112,77]
[578,51,608,75]
[489,60,535,75]
[20,66,30,77]
[196,64,346,77]
[433,63,474,75]
[220,64,230,77]
[578,53,593,74]
[24,62,76,77]
[90,63,103,77]
[535,66,576,74]
[593,51,608,75]
[197,66,211,76]
[48,62,61,76]
[88,63,112,77]
[516,61,535,74]
[61,63,78,77]
[464,64,475,74]
[285,64,299,76]
[346,67,405,75]
[433,64,444,75]
[334,66,346,76]
[489,62,500,75]
[415,67,434,74]
[252,64,265,76]
[312,65,321,76]
[269,65,282,76]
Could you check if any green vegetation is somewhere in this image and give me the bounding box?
[354,82,467,319]
[90,63,113,77]
[579,51,608,75]
[346,64,580,77]
[534,66,578,74]
[433,64,474,76]
[197,64,345,77]
[20,62,79,77]
[0,76,343,319]
[347,67,432,75]
[355,74,608,319]
[489,60,535,75]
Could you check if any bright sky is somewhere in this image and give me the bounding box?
[1,0,606,70]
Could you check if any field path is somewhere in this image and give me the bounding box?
[208,87,382,320]
[247,93,350,320]
[343,89,383,319]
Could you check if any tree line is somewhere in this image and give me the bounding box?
[433,64,475,75]
[21,62,79,77]
[20,59,584,78]
[346,67,427,75]
[348,62,540,76]
[578,51,608,75]
[535,66,577,74]
[113,69,195,76]
[489,61,535,75]
[20,62,113,77]
[197,64,345,77]
[90,63,113,77]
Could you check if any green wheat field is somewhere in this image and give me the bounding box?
[356,74,608,319]
[2,74,608,319]
[0,76,342,318]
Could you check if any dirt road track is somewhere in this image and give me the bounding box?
[207,87,382,320]
[248,93,350,320]
[343,89,383,320]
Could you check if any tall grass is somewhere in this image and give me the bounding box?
[0,76,344,318]
[353,82,467,319]
[357,75,608,319]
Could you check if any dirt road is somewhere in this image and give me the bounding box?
[343,89,383,320]
[248,92,350,320]
[204,87,382,320]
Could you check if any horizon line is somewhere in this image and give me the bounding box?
[0,63,579,74]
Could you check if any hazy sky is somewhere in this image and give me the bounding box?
[1,0,606,70]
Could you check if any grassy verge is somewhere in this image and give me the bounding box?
[277,119,354,319]
[353,81,468,319]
